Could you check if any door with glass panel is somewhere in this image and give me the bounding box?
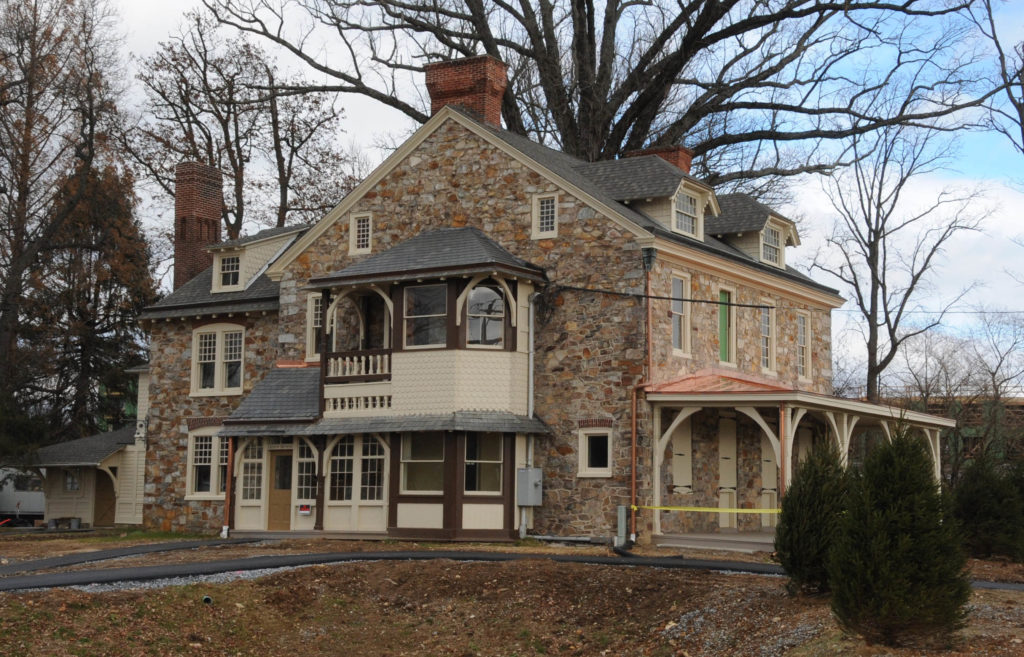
[325,435,387,531]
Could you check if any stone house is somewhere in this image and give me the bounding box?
[135,55,954,541]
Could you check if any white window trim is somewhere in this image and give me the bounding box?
[349,213,372,255]
[212,253,244,293]
[671,188,703,240]
[306,293,325,362]
[531,193,559,239]
[797,311,812,382]
[62,468,82,495]
[185,426,228,501]
[671,272,692,357]
[238,439,264,505]
[578,428,613,478]
[190,323,245,396]
[760,221,785,268]
[718,285,737,367]
[760,298,777,375]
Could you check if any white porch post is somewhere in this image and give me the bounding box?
[653,405,701,536]
[825,411,860,468]
[923,427,942,481]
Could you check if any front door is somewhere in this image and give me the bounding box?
[93,472,116,527]
[268,450,292,530]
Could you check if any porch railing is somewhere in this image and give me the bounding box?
[325,349,392,383]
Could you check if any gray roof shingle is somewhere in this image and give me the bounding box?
[32,426,135,467]
[572,156,688,201]
[309,226,546,288]
[139,268,280,320]
[211,224,309,250]
[218,411,550,437]
[711,193,791,234]
[225,367,322,423]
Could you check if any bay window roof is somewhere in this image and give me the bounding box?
[307,227,546,290]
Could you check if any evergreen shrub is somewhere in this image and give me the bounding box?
[828,429,970,648]
[953,455,1024,561]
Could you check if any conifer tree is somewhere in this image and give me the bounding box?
[953,455,1024,561]
[828,429,970,647]
[775,438,848,594]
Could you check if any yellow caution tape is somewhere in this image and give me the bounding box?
[632,504,780,514]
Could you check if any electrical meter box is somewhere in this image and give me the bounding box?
[516,467,543,506]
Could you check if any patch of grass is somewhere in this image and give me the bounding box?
[83,529,211,543]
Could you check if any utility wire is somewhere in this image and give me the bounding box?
[552,284,773,309]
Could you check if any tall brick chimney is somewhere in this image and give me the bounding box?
[626,145,694,174]
[424,55,508,127]
[173,162,223,290]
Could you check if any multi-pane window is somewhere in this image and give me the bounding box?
[578,430,612,477]
[361,439,385,501]
[63,468,80,492]
[465,433,503,493]
[674,191,699,236]
[401,433,445,493]
[189,434,230,496]
[351,214,371,253]
[405,284,447,347]
[671,276,689,353]
[329,437,355,501]
[762,226,781,265]
[760,306,774,371]
[308,295,324,357]
[797,314,810,379]
[240,441,263,501]
[193,326,244,394]
[220,255,240,287]
[719,290,734,363]
[533,194,558,238]
[296,442,317,500]
[467,284,504,347]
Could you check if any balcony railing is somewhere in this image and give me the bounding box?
[325,349,392,384]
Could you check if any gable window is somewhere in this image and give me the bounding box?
[187,431,230,498]
[718,289,736,364]
[532,194,558,239]
[674,191,699,236]
[192,324,244,395]
[467,283,505,347]
[797,313,811,379]
[578,429,612,477]
[465,433,503,494]
[762,226,781,265]
[404,284,447,348]
[760,303,775,372]
[350,214,372,254]
[220,255,240,287]
[671,275,691,355]
[401,433,444,494]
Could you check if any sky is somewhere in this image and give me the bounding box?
[114,1,1024,346]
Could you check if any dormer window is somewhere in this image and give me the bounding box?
[762,226,781,266]
[674,191,699,237]
[220,255,240,288]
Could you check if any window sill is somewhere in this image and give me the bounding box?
[672,348,692,359]
[212,285,244,294]
[464,491,503,497]
[190,388,243,398]
[577,471,612,479]
[349,247,371,256]
[718,360,737,368]
[531,231,557,240]
[185,493,226,502]
[760,368,777,377]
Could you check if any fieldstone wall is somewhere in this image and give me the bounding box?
[143,313,278,532]
[277,119,650,537]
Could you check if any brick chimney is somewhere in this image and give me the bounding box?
[424,55,508,127]
[626,145,694,174]
[173,162,223,290]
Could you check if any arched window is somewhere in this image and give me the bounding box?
[467,282,505,347]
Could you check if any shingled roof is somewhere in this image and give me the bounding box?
[308,226,547,289]
[139,268,280,321]
[711,193,792,235]
[219,411,550,437]
[572,156,693,201]
[32,426,135,467]
[211,224,309,251]
[224,367,321,424]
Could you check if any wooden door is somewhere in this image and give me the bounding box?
[93,472,116,527]
[268,450,293,530]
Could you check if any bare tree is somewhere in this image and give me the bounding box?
[813,122,985,403]
[127,13,357,239]
[970,311,1024,458]
[203,0,989,202]
[970,0,1024,157]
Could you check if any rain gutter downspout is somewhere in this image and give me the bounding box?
[221,436,235,539]
[631,247,656,543]
[521,291,541,540]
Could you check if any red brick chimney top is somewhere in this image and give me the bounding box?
[173,161,223,290]
[424,55,508,127]
[625,145,694,174]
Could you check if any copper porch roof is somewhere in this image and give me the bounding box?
[646,370,793,394]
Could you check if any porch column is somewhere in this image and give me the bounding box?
[223,436,237,533]
[776,405,807,494]
[652,405,701,536]
[923,427,942,481]
[314,436,327,531]
[824,411,859,467]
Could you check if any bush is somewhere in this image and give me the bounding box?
[952,455,1024,561]
[828,430,970,648]
[774,439,848,594]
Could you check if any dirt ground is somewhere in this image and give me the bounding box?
[1,532,1023,656]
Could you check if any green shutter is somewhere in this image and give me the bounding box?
[719,291,730,361]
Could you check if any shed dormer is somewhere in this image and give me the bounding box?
[709,194,799,269]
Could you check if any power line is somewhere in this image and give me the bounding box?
[551,284,773,309]
[833,308,1024,315]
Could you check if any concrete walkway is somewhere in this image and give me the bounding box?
[1,544,1021,593]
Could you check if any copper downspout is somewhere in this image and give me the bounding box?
[630,250,655,541]
[778,402,787,498]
